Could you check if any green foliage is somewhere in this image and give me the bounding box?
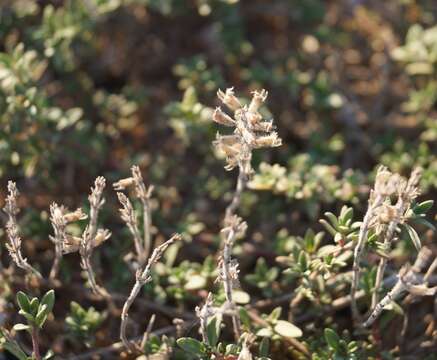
[1,290,55,360]
[16,290,55,329]
[248,158,365,218]
[244,258,279,297]
[65,301,106,347]
[1,1,437,359]
[319,205,360,245]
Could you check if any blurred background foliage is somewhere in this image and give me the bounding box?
[0,0,436,357]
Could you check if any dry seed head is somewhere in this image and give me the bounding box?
[222,215,248,240]
[113,177,135,191]
[374,166,405,197]
[403,167,422,201]
[50,203,66,226]
[117,192,137,225]
[212,88,281,175]
[377,204,398,224]
[4,181,19,216]
[217,87,241,112]
[89,176,106,207]
[93,229,111,248]
[131,165,153,200]
[252,119,273,132]
[63,208,87,222]
[248,89,268,114]
[63,234,82,254]
[217,258,240,287]
[213,107,236,127]
[253,132,282,148]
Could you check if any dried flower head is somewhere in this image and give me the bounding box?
[213,88,281,174]
[3,181,42,278]
[213,107,235,127]
[63,208,87,223]
[403,167,422,201]
[113,177,135,191]
[222,215,248,240]
[374,166,405,198]
[217,87,241,112]
[94,229,111,248]
[63,234,82,254]
[217,257,240,288]
[248,89,268,113]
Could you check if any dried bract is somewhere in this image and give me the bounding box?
[2,181,42,278]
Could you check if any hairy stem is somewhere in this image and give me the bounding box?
[351,195,383,322]
[120,235,178,352]
[121,281,142,352]
[222,169,247,339]
[141,196,152,263]
[225,169,247,220]
[49,251,61,280]
[222,227,241,339]
[31,326,41,360]
[371,199,405,309]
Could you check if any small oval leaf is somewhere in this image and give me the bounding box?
[274,320,303,338]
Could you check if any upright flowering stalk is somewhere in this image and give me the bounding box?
[364,246,436,327]
[2,181,42,278]
[370,168,421,310]
[114,165,154,264]
[49,204,87,280]
[350,166,404,321]
[80,177,111,296]
[120,234,180,352]
[213,88,281,339]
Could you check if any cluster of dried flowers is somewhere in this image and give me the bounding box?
[3,182,42,278]
[209,88,282,342]
[351,165,436,326]
[213,88,281,175]
[2,87,434,359]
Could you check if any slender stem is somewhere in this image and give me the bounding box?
[221,168,247,340]
[49,252,61,280]
[222,228,241,339]
[141,196,152,262]
[120,236,178,352]
[31,326,41,360]
[225,169,247,220]
[121,281,142,352]
[364,280,405,328]
[371,199,405,309]
[351,195,383,322]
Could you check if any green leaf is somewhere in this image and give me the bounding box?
[258,337,270,357]
[18,309,35,323]
[40,290,55,314]
[413,200,433,214]
[35,304,48,328]
[29,298,39,316]
[267,307,282,322]
[412,217,436,231]
[274,320,303,338]
[324,328,340,351]
[319,219,337,237]
[12,324,30,332]
[2,342,28,360]
[16,292,31,314]
[43,350,55,359]
[206,315,221,347]
[177,337,206,355]
[239,307,251,329]
[324,212,339,228]
[404,223,422,251]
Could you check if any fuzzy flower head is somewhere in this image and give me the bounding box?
[213,88,281,174]
[374,166,406,198]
